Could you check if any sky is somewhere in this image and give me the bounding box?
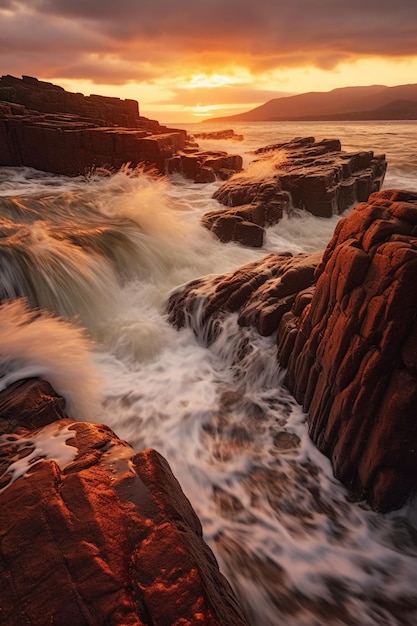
[1,0,417,123]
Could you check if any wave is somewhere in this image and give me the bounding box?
[0,299,100,421]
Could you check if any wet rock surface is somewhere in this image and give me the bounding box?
[192,129,244,141]
[167,252,321,342]
[0,378,248,625]
[203,137,387,246]
[168,190,417,512]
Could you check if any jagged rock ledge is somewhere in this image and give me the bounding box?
[0,75,243,181]
[0,378,248,625]
[203,137,387,247]
[168,189,417,512]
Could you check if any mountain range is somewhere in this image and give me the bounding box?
[205,83,417,123]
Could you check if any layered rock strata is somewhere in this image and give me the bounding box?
[0,74,143,127]
[0,75,244,181]
[203,137,387,247]
[0,108,186,177]
[0,378,248,625]
[168,190,417,512]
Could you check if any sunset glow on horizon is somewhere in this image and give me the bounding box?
[2,1,417,123]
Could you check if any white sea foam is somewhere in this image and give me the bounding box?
[0,421,77,491]
[97,312,417,626]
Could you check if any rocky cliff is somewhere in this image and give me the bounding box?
[0,378,248,625]
[168,189,417,513]
[0,75,244,181]
[0,75,186,175]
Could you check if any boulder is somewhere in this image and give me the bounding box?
[0,378,248,625]
[167,252,320,342]
[204,137,387,246]
[167,190,417,512]
[166,150,243,183]
[202,196,288,247]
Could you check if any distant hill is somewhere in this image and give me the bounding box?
[205,84,417,122]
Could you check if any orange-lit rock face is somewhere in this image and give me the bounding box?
[0,379,248,625]
[284,189,417,511]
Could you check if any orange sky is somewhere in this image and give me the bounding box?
[2,0,417,123]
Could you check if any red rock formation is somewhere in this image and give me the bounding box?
[204,137,387,246]
[167,190,417,512]
[283,189,417,511]
[0,378,248,625]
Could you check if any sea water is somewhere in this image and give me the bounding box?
[0,121,416,625]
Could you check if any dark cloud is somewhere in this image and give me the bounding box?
[2,0,417,84]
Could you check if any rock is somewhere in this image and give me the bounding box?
[203,196,288,246]
[283,189,417,512]
[0,378,67,436]
[0,378,248,625]
[168,190,417,512]
[166,150,243,182]
[167,252,321,342]
[0,75,187,176]
[192,129,244,141]
[0,76,246,181]
[1,74,144,129]
[205,137,387,246]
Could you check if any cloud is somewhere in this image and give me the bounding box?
[2,0,417,87]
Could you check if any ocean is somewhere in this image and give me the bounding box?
[0,121,417,625]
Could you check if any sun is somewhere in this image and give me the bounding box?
[191,104,223,117]
[183,73,235,89]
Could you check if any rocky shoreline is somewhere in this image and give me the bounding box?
[1,75,416,623]
[203,136,386,247]
[0,74,245,182]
